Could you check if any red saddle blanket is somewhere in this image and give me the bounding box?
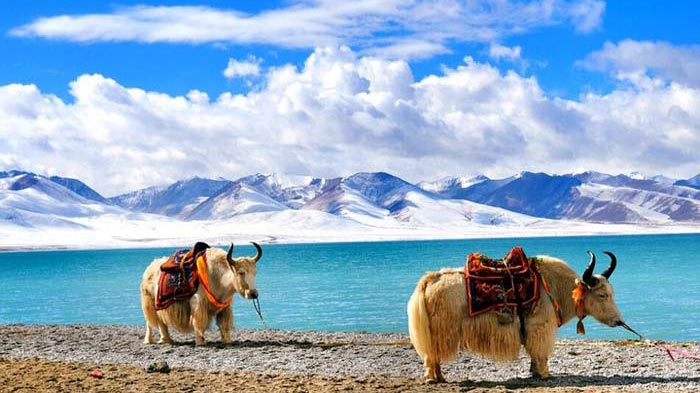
[464,246,540,317]
[155,242,209,311]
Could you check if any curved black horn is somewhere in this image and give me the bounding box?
[601,251,617,279]
[251,241,262,262]
[582,250,597,285]
[226,242,235,265]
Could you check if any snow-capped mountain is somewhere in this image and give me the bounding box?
[109,173,331,220]
[2,168,699,249]
[423,171,700,223]
[302,172,424,225]
[109,177,232,218]
[302,172,535,227]
[417,175,488,198]
[187,182,288,220]
[0,171,122,228]
[235,173,330,209]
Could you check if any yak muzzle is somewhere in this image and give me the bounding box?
[245,289,259,300]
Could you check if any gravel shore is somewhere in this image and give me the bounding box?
[1,324,699,392]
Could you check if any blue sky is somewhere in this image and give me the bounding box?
[3,1,697,100]
[1,1,699,195]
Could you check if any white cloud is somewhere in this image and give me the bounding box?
[1,46,698,196]
[566,0,605,33]
[580,40,700,88]
[10,1,605,59]
[363,39,450,60]
[488,43,522,62]
[223,56,262,79]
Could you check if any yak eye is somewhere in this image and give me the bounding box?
[597,293,607,299]
[238,271,245,276]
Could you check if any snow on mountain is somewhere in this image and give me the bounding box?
[0,172,123,228]
[236,173,330,209]
[108,185,165,211]
[445,171,700,223]
[388,190,538,228]
[109,177,232,218]
[649,175,677,186]
[572,171,613,184]
[2,168,700,250]
[301,172,536,228]
[186,182,288,220]
[302,177,391,226]
[417,175,488,198]
[301,172,418,225]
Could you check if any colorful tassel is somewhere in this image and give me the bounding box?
[572,281,588,334]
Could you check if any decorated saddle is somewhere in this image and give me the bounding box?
[464,246,540,318]
[155,242,210,310]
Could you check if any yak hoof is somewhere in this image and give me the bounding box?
[532,372,551,380]
[157,338,173,344]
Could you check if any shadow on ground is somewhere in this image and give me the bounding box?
[457,374,700,389]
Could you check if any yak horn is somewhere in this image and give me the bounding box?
[601,251,617,279]
[251,241,262,262]
[582,250,597,285]
[226,242,235,265]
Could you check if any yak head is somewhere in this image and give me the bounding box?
[225,242,262,299]
[579,251,624,327]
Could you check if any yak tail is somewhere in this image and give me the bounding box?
[407,275,435,362]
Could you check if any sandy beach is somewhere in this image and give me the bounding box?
[1,325,699,392]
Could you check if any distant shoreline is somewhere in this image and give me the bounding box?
[1,227,699,253]
[1,324,698,392]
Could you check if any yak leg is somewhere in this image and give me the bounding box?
[216,307,233,344]
[157,321,173,344]
[524,322,556,379]
[423,357,445,383]
[192,303,209,346]
[435,363,445,383]
[140,291,159,344]
[143,324,154,344]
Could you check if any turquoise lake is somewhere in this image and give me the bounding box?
[1,234,698,342]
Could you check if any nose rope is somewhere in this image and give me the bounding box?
[661,343,700,361]
[252,297,268,329]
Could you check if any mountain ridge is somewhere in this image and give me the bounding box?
[2,169,700,231]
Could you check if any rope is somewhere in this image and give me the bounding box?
[252,297,268,329]
[659,343,700,361]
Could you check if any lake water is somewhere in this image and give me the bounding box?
[1,234,698,342]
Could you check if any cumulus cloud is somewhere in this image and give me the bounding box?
[1,46,698,196]
[223,56,262,79]
[10,1,605,58]
[580,40,700,88]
